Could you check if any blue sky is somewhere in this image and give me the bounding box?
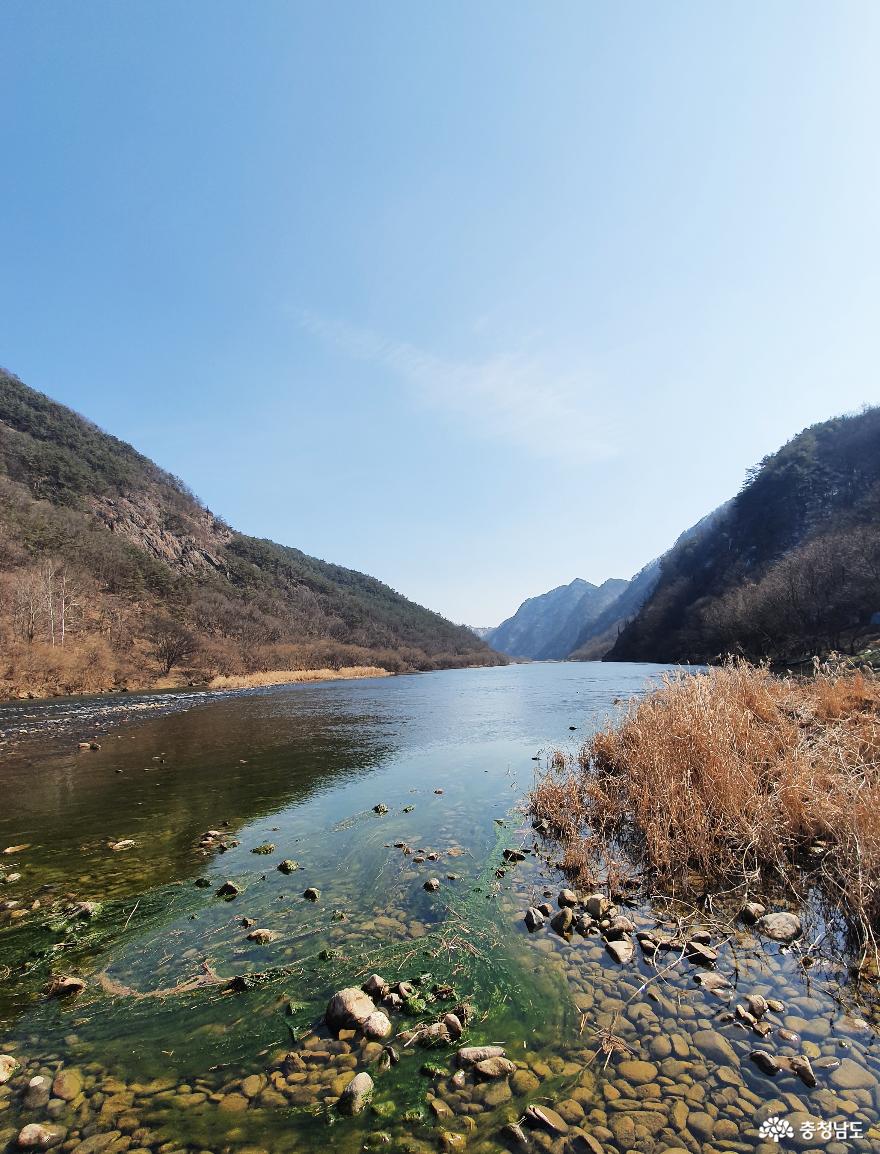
[2,2,879,625]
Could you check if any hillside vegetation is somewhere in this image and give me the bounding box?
[0,371,499,697]
[608,407,880,664]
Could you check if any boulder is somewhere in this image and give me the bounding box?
[558,889,578,907]
[0,1055,19,1084]
[326,987,377,1032]
[605,915,635,940]
[337,1071,373,1116]
[755,911,802,942]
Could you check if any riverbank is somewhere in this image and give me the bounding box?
[530,659,880,967]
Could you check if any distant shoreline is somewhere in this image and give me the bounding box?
[205,666,393,690]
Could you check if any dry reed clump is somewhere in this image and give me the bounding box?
[530,660,880,955]
[206,667,392,690]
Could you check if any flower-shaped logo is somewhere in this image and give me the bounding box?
[758,1116,795,1142]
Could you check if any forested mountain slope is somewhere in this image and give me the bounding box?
[607,408,880,664]
[0,370,499,696]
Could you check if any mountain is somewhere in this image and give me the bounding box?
[0,370,500,696]
[467,626,495,640]
[607,407,880,664]
[567,560,661,660]
[486,577,627,660]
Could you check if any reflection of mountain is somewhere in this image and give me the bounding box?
[0,690,399,901]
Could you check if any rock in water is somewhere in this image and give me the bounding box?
[303,887,320,901]
[586,894,611,919]
[457,1045,506,1067]
[17,1125,65,1150]
[550,907,574,935]
[424,878,441,892]
[337,1071,373,1115]
[246,929,277,944]
[606,938,634,964]
[46,976,85,999]
[791,1055,816,1087]
[750,1049,780,1075]
[326,987,377,1032]
[558,888,578,907]
[525,1104,569,1134]
[0,1054,19,1084]
[277,859,299,874]
[524,907,545,931]
[755,911,802,942]
[739,900,766,923]
[362,974,388,1000]
[362,1011,393,1039]
[474,1057,516,1079]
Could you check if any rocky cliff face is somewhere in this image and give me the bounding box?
[89,493,232,576]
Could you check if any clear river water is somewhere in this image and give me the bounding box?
[0,662,877,1154]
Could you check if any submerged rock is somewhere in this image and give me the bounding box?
[16,1124,65,1150]
[525,1104,569,1134]
[457,1045,505,1067]
[246,928,277,944]
[46,976,85,999]
[474,1056,516,1079]
[755,911,802,942]
[750,1049,780,1075]
[337,1071,374,1115]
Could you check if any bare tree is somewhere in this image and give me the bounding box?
[13,570,42,643]
[145,615,198,675]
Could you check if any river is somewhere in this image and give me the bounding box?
[0,663,877,1153]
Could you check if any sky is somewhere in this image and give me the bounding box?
[2,2,879,626]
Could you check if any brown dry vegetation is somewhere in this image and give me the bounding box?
[206,666,391,690]
[530,660,880,961]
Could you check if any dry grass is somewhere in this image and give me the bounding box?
[530,660,880,961]
[206,666,392,690]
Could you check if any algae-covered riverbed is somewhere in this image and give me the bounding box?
[1,663,878,1154]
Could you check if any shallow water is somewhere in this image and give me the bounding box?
[0,663,878,1153]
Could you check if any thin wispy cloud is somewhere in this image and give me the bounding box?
[298,311,615,464]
